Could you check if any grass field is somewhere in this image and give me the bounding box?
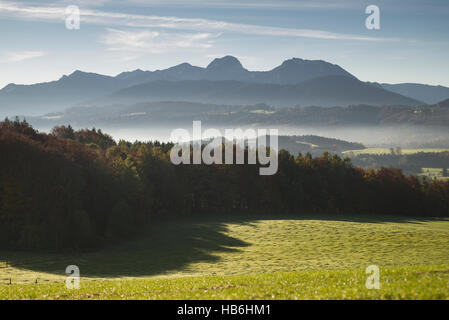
[343,148,449,156]
[1,215,448,299]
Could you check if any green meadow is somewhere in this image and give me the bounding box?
[1,215,449,299]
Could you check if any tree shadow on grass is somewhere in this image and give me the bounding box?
[1,218,251,279]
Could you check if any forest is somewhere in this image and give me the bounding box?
[1,118,448,251]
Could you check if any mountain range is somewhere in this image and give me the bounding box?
[1,56,447,117]
[115,56,356,85]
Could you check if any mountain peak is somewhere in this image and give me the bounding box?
[204,56,249,81]
[59,70,87,80]
[175,62,192,67]
[283,57,304,64]
[168,62,196,71]
[1,83,18,92]
[69,70,85,76]
[207,56,245,71]
[280,58,334,67]
[115,69,148,81]
[269,57,356,84]
[60,70,114,82]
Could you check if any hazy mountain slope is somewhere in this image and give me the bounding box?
[0,71,125,116]
[434,98,449,108]
[104,75,422,107]
[115,63,205,84]
[380,83,449,105]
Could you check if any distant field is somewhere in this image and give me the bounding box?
[420,168,449,181]
[343,148,449,156]
[1,215,448,299]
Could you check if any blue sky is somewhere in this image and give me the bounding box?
[0,0,448,88]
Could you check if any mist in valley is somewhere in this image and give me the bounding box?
[31,121,449,150]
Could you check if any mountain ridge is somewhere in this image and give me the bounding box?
[0,56,429,117]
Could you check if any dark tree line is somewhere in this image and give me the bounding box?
[1,119,448,251]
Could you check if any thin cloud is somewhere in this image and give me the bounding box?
[82,0,359,10]
[126,0,360,10]
[102,28,216,53]
[1,51,46,62]
[0,1,395,42]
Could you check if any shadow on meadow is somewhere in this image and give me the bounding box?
[1,213,447,280]
[1,218,251,279]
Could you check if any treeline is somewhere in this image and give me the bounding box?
[1,119,448,251]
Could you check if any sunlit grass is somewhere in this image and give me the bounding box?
[1,265,448,300]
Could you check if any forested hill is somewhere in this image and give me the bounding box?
[28,101,449,131]
[1,119,448,251]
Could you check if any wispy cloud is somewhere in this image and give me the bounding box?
[0,1,394,42]
[75,0,359,10]
[0,51,46,62]
[102,28,217,53]
[124,0,360,10]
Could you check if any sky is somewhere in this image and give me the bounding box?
[0,0,448,89]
